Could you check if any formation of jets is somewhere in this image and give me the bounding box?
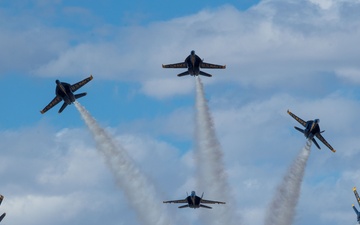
[163,191,225,209]
[0,195,5,223]
[36,50,360,224]
[162,50,226,77]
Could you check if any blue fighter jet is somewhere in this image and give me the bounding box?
[287,110,336,153]
[40,75,93,114]
[0,195,5,223]
[162,50,226,77]
[163,191,225,209]
[353,187,360,224]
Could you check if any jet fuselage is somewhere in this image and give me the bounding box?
[56,80,75,105]
[303,119,320,139]
[186,191,202,208]
[185,52,202,76]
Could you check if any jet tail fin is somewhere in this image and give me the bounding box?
[178,204,189,208]
[75,93,87,99]
[353,204,359,215]
[0,213,5,222]
[294,126,305,134]
[199,71,212,77]
[312,138,321,150]
[58,102,68,113]
[177,71,190,77]
[200,204,212,209]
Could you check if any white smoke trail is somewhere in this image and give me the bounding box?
[195,76,239,225]
[264,140,312,225]
[74,102,173,225]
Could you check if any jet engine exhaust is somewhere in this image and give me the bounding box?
[74,102,173,225]
[195,76,240,225]
[264,140,312,225]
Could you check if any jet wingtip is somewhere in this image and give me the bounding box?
[40,110,45,114]
[354,187,357,191]
[89,75,93,80]
[287,109,291,114]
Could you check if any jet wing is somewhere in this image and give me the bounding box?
[201,199,226,204]
[0,195,3,205]
[315,133,336,153]
[71,75,93,93]
[354,187,360,206]
[200,62,226,69]
[162,62,187,68]
[287,110,307,127]
[40,96,62,114]
[163,199,187,204]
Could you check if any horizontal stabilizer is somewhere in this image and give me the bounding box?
[294,126,305,134]
[178,204,189,208]
[0,213,5,222]
[75,93,87,99]
[58,102,68,113]
[200,204,212,209]
[312,138,321,150]
[199,71,212,77]
[177,71,190,77]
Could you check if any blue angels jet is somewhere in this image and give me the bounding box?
[353,187,360,224]
[163,191,225,209]
[0,195,5,223]
[162,50,226,77]
[40,75,93,114]
[287,110,336,152]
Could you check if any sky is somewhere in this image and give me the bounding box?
[1,0,360,224]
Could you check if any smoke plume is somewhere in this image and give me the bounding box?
[264,140,312,225]
[195,76,239,225]
[75,102,173,225]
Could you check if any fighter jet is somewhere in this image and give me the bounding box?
[40,75,93,114]
[287,110,336,152]
[162,50,226,77]
[163,191,225,209]
[0,195,5,223]
[353,187,360,224]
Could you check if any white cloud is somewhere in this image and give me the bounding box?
[2,1,360,225]
[2,0,360,97]
[24,0,360,97]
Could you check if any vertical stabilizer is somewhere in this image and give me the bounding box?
[58,102,68,113]
[353,204,359,215]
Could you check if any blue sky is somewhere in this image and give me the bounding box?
[2,0,360,225]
